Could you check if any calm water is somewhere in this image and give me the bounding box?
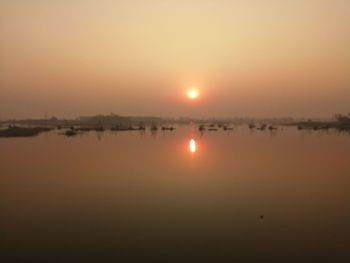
[1,126,350,262]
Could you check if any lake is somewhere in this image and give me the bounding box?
[1,125,350,262]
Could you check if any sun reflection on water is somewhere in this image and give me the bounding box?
[189,139,197,153]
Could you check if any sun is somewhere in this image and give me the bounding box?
[187,87,200,100]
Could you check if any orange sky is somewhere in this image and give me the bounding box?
[0,0,349,119]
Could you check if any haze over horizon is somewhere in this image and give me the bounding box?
[1,0,350,119]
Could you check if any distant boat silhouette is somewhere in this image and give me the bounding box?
[257,124,267,131]
[65,129,78,136]
[150,125,158,131]
[161,126,175,131]
[198,125,206,131]
[111,125,144,131]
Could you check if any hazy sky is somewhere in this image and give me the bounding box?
[1,0,349,119]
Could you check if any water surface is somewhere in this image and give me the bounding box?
[1,126,350,262]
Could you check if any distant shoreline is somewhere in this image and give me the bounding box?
[1,113,349,138]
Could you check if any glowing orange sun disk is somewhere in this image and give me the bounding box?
[187,88,199,100]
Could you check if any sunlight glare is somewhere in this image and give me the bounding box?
[189,139,197,153]
[187,87,200,100]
